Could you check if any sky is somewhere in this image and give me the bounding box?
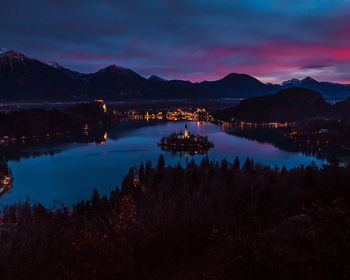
[1,0,350,83]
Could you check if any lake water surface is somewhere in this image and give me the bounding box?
[1,121,325,206]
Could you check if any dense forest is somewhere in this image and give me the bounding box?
[0,101,111,139]
[1,156,350,279]
[216,88,350,122]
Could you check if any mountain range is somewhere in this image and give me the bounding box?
[1,50,349,101]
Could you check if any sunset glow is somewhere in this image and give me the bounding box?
[1,0,350,83]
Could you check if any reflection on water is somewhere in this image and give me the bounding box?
[227,127,350,161]
[0,129,108,162]
[0,121,328,207]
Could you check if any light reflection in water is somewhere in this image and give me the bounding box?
[0,121,326,207]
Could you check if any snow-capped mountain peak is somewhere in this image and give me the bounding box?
[302,76,318,83]
[0,48,8,55]
[46,61,63,69]
[0,50,29,60]
[148,75,166,82]
[281,78,301,87]
[0,50,33,70]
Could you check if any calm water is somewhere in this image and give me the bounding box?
[1,121,325,207]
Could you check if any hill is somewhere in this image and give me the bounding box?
[333,97,350,118]
[197,73,279,98]
[217,88,332,122]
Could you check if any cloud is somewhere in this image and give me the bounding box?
[1,0,350,83]
[300,64,330,70]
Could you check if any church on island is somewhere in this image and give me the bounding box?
[181,123,189,139]
[158,123,214,155]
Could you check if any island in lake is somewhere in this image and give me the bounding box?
[158,123,214,155]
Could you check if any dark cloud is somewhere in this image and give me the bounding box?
[1,0,350,83]
[300,64,330,70]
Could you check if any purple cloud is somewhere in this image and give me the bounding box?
[1,0,350,83]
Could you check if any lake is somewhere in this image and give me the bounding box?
[1,121,325,207]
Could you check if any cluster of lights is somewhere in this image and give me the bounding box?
[221,120,289,128]
[0,131,72,145]
[127,108,214,122]
[166,108,213,122]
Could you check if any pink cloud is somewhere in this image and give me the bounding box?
[177,40,350,82]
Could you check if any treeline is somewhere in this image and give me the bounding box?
[1,157,350,279]
[0,129,108,162]
[215,88,350,122]
[0,102,111,138]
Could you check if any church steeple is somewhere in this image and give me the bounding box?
[184,123,189,138]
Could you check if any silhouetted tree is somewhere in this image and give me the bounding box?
[157,155,165,171]
[233,156,240,170]
[138,163,145,184]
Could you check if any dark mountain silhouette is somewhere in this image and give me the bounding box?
[85,65,159,99]
[217,88,332,122]
[1,50,350,101]
[281,76,350,99]
[197,73,279,98]
[0,51,202,100]
[148,75,166,82]
[0,51,87,100]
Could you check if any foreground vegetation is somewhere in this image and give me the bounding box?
[1,156,350,279]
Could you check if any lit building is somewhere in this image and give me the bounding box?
[94,99,107,113]
[0,165,13,197]
[184,123,189,138]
